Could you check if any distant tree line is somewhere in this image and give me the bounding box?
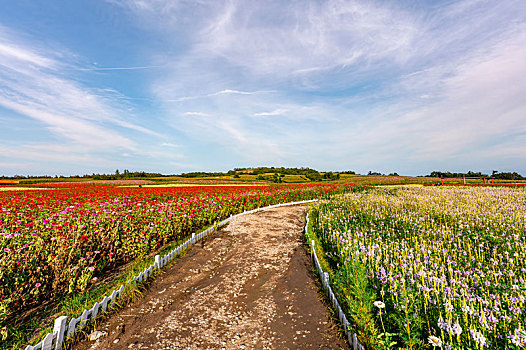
[179,171,231,178]
[0,169,163,180]
[427,170,525,180]
[491,171,526,180]
[244,167,341,182]
[428,171,487,178]
[236,167,321,176]
[367,171,399,176]
[0,174,86,180]
[180,167,343,182]
[91,169,163,180]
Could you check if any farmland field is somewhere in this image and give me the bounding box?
[310,186,526,349]
[0,182,349,342]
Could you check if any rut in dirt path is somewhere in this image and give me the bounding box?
[77,205,348,350]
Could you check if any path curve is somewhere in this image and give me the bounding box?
[77,205,347,350]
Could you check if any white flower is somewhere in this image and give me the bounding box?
[470,328,487,347]
[444,301,453,311]
[374,301,385,309]
[428,335,443,347]
[509,328,526,347]
[437,317,448,330]
[451,322,463,337]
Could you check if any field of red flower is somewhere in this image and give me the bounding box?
[0,183,347,329]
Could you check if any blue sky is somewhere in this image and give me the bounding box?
[1,0,525,176]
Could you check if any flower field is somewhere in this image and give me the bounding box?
[0,183,345,329]
[311,186,526,349]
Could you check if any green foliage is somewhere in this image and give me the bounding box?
[232,167,339,182]
[255,173,284,183]
[322,172,340,180]
[310,201,384,349]
[179,171,227,178]
[92,170,163,180]
[428,170,488,178]
[492,171,526,180]
[336,256,380,349]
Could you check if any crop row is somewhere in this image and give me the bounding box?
[311,186,526,349]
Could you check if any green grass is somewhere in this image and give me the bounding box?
[282,174,309,183]
[305,189,388,349]
[307,206,381,349]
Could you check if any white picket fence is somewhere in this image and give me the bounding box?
[24,199,318,350]
[305,212,365,350]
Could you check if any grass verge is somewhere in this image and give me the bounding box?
[305,205,384,350]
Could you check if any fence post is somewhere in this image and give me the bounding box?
[42,333,54,350]
[155,255,161,269]
[91,302,100,319]
[53,316,67,350]
[79,309,88,329]
[66,317,77,338]
[101,295,110,311]
[110,290,118,304]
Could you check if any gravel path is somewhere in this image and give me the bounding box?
[76,205,347,350]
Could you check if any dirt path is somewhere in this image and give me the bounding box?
[76,205,347,350]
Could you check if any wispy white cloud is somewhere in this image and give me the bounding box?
[254,109,288,117]
[0,144,103,164]
[0,26,159,153]
[183,111,209,117]
[195,1,418,77]
[168,89,272,102]
[0,42,53,68]
[71,64,165,71]
[160,142,181,148]
[0,96,133,149]
[0,161,31,169]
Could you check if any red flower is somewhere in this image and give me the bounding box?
[80,235,88,240]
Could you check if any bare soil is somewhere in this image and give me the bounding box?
[75,205,347,350]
